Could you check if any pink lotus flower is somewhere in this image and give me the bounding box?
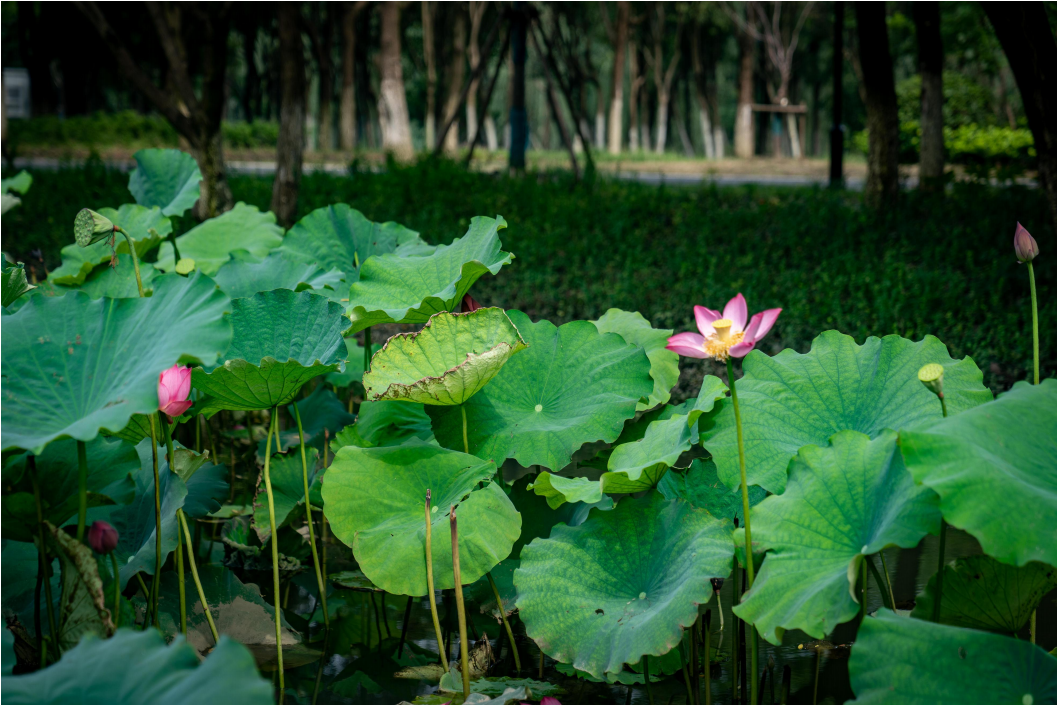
[461,293,483,313]
[88,520,119,554]
[666,293,781,362]
[158,364,193,420]
[1014,222,1039,263]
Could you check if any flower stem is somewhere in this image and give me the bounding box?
[450,506,471,701]
[643,654,655,705]
[725,357,757,705]
[1028,261,1039,385]
[178,509,219,644]
[424,490,449,672]
[293,404,329,631]
[860,556,868,621]
[812,647,821,705]
[116,227,144,298]
[731,557,740,702]
[703,610,712,705]
[364,327,372,376]
[148,414,162,628]
[879,551,895,609]
[31,457,58,659]
[461,405,470,454]
[932,397,949,623]
[75,440,88,543]
[866,555,893,610]
[487,572,521,673]
[110,553,121,629]
[157,415,186,636]
[263,409,285,700]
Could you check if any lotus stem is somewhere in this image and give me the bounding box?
[731,557,740,703]
[397,596,414,658]
[725,359,758,705]
[424,490,449,672]
[363,326,372,377]
[115,227,144,298]
[262,409,285,700]
[31,457,58,660]
[461,405,470,454]
[148,414,162,628]
[691,616,700,704]
[812,646,822,705]
[642,654,654,705]
[860,556,868,621]
[176,510,218,645]
[780,664,791,705]
[1028,261,1039,386]
[486,572,521,673]
[369,591,383,645]
[932,520,948,623]
[867,555,893,611]
[539,645,544,680]
[34,546,46,667]
[682,658,695,705]
[110,553,121,629]
[450,506,471,700]
[293,404,329,631]
[879,551,895,609]
[135,573,151,629]
[176,513,186,635]
[703,610,712,705]
[76,440,88,543]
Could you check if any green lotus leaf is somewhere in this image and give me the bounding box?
[2,170,32,195]
[1,540,58,623]
[107,414,154,445]
[428,312,653,470]
[321,441,521,596]
[252,447,319,542]
[279,203,431,279]
[2,263,35,307]
[0,628,273,704]
[911,555,1057,634]
[1,272,231,454]
[698,331,992,494]
[687,376,729,427]
[192,290,348,415]
[528,472,607,509]
[658,458,767,527]
[128,148,203,217]
[364,308,528,405]
[329,570,382,591]
[899,379,1057,567]
[554,661,663,685]
[212,250,345,300]
[733,430,941,644]
[515,493,733,680]
[331,399,434,450]
[592,309,679,411]
[50,204,171,286]
[180,455,228,519]
[74,253,160,299]
[848,609,1057,705]
[156,203,283,275]
[345,216,513,333]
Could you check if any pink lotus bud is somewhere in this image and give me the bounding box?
[1014,222,1039,263]
[540,699,562,705]
[461,293,483,313]
[158,364,193,420]
[88,521,119,554]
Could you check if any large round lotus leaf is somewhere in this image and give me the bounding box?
[1,272,231,453]
[212,251,344,300]
[514,492,733,680]
[848,609,1057,705]
[330,399,434,450]
[658,458,767,528]
[345,216,513,333]
[911,555,1057,634]
[50,204,170,286]
[279,204,431,278]
[698,331,992,494]
[192,289,347,415]
[128,148,203,217]
[322,441,520,595]
[592,309,679,411]
[66,253,159,299]
[0,628,272,704]
[156,203,283,275]
[428,311,653,471]
[899,379,1057,567]
[734,430,940,644]
[364,308,528,405]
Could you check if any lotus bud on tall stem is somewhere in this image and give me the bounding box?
[262,409,285,701]
[294,404,329,631]
[157,413,186,633]
[110,553,121,628]
[424,490,449,672]
[31,456,58,662]
[918,364,949,623]
[450,505,470,701]
[487,572,521,673]
[147,414,162,628]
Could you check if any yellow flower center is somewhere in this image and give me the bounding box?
[703,318,744,362]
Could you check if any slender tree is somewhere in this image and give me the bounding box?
[305,3,336,151]
[644,4,683,154]
[733,10,757,158]
[442,5,468,154]
[856,2,900,207]
[377,2,414,159]
[423,1,438,149]
[605,1,630,155]
[628,37,644,151]
[340,2,367,151]
[466,1,487,148]
[914,2,944,189]
[272,1,306,226]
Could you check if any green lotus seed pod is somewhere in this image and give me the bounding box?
[917,363,944,398]
[74,208,115,248]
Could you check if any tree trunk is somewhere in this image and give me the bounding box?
[423,1,437,150]
[466,2,485,148]
[735,29,755,158]
[341,3,365,151]
[317,8,335,151]
[607,1,629,155]
[443,8,467,153]
[272,2,305,227]
[241,25,259,122]
[691,24,715,160]
[856,2,900,207]
[377,2,414,159]
[984,3,1057,231]
[628,40,641,151]
[915,2,944,189]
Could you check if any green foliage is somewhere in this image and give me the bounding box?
[155,202,283,275]
[49,204,169,286]
[1,262,35,307]
[658,458,767,527]
[592,308,679,410]
[128,149,202,217]
[212,251,344,300]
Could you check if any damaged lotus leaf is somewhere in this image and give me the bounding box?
[515,493,732,680]
[363,308,528,405]
[45,521,116,651]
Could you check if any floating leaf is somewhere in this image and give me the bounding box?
[156,203,283,275]
[658,458,767,527]
[900,379,1057,567]
[1,273,231,453]
[848,609,1057,704]
[49,205,170,286]
[428,312,653,471]
[593,308,679,410]
[193,289,347,415]
[345,216,513,333]
[733,431,941,644]
[515,493,733,680]
[279,204,430,279]
[128,148,202,217]
[322,441,520,596]
[698,331,992,493]
[364,308,527,405]
[212,251,344,300]
[912,555,1057,634]
[0,629,273,704]
[2,263,35,307]
[331,399,434,450]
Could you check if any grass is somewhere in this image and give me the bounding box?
[3,157,1052,394]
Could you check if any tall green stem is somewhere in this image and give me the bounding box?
[725,358,757,705]
[263,410,285,701]
[178,509,219,644]
[31,458,58,659]
[860,556,868,621]
[176,512,186,635]
[731,558,740,703]
[116,228,144,298]
[76,440,88,543]
[293,404,329,630]
[867,556,893,610]
[450,506,470,701]
[1028,261,1039,385]
[932,398,949,623]
[461,405,470,454]
[703,610,712,705]
[147,414,162,628]
[110,553,121,629]
[487,572,521,673]
[879,551,895,609]
[643,654,655,705]
[424,490,449,672]
[364,327,372,376]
